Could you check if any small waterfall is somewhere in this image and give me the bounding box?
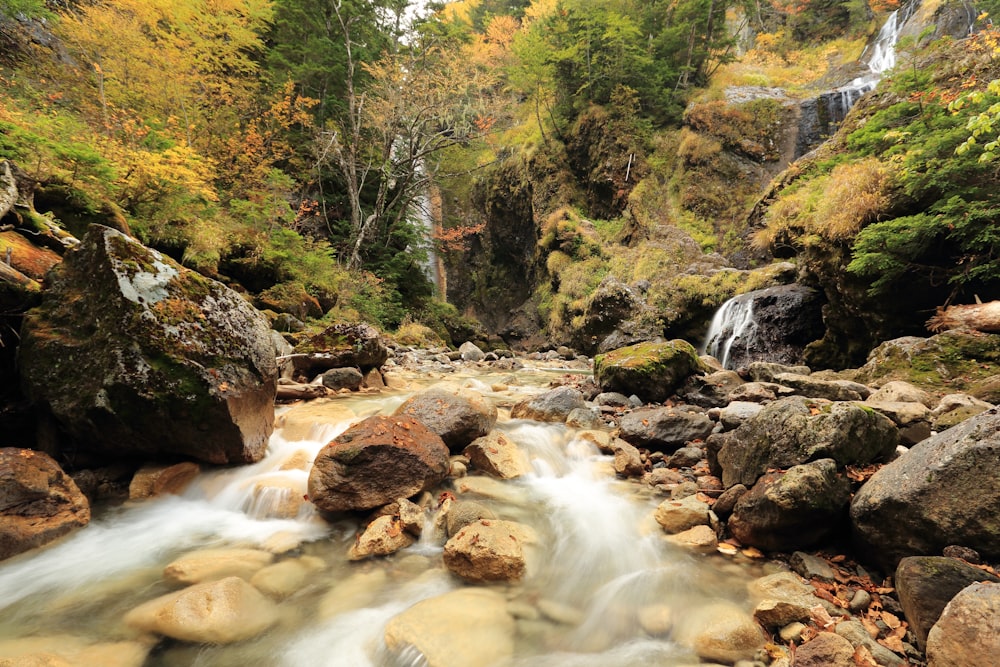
[700,293,757,370]
[411,171,444,299]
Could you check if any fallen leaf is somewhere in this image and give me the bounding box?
[853,644,878,666]
[810,605,838,630]
[878,633,905,653]
[717,543,738,555]
[880,611,901,630]
[741,546,765,559]
[860,616,880,639]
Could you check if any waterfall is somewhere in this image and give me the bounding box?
[700,293,757,370]
[412,185,443,298]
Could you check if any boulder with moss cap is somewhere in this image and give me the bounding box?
[594,340,707,404]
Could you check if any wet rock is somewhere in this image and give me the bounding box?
[510,386,586,422]
[246,478,305,519]
[617,406,714,453]
[395,386,497,453]
[790,551,837,582]
[377,497,426,536]
[464,432,531,480]
[18,225,277,464]
[748,572,823,612]
[675,602,766,664]
[926,581,1000,667]
[668,446,704,468]
[716,396,898,488]
[123,576,279,644]
[653,495,711,534]
[444,500,497,537]
[612,438,645,477]
[318,569,387,619]
[536,598,585,625]
[753,598,813,629]
[128,462,200,500]
[163,547,274,585]
[713,484,747,518]
[666,524,718,553]
[678,370,746,408]
[459,341,486,361]
[442,519,534,583]
[0,448,90,561]
[729,459,850,552]
[637,604,674,635]
[594,340,706,404]
[362,367,386,389]
[384,588,514,667]
[291,322,388,377]
[895,556,1000,649]
[348,514,416,560]
[0,636,150,667]
[249,555,325,600]
[851,407,1000,571]
[308,416,450,513]
[320,367,363,391]
[565,406,601,429]
[793,632,855,667]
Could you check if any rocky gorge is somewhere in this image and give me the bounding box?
[2,217,1000,666]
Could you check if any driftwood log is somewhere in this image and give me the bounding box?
[926,301,1000,334]
[275,382,329,401]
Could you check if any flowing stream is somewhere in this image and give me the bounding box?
[0,367,770,666]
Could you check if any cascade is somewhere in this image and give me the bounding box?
[412,185,443,298]
[0,368,762,666]
[701,292,757,370]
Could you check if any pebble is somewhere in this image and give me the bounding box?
[849,589,872,612]
[779,621,806,643]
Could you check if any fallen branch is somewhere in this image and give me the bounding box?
[927,300,1000,334]
[275,383,329,401]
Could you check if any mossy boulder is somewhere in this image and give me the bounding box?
[594,340,707,404]
[18,225,277,464]
[291,322,388,379]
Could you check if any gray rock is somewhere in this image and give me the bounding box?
[851,407,1000,571]
[726,382,778,403]
[836,618,905,667]
[895,556,1000,649]
[292,322,388,375]
[679,370,746,408]
[728,459,851,552]
[566,406,601,429]
[790,551,837,582]
[745,361,811,383]
[926,581,1000,667]
[510,386,586,423]
[395,387,497,453]
[717,396,898,487]
[712,483,747,518]
[793,632,855,667]
[868,381,938,409]
[320,367,363,391]
[459,341,486,361]
[594,340,706,403]
[18,225,277,464]
[594,392,632,407]
[717,401,765,430]
[617,406,714,453]
[445,500,497,537]
[772,372,863,401]
[668,446,705,469]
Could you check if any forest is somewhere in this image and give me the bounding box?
[2,0,1000,359]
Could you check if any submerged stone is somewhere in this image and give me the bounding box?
[18,225,277,464]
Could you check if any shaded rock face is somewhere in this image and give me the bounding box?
[728,458,851,552]
[851,407,1000,572]
[595,340,705,403]
[926,581,1000,667]
[715,396,898,488]
[18,225,277,464]
[575,276,659,355]
[895,556,1000,650]
[702,285,824,370]
[291,322,388,378]
[0,448,90,560]
[307,415,449,514]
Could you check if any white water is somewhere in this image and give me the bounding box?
[0,369,763,666]
[701,293,756,369]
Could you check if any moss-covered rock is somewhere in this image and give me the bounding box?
[291,322,388,378]
[595,340,707,403]
[18,225,277,464]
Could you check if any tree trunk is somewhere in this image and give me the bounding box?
[926,301,1000,334]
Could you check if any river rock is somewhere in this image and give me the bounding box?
[716,401,765,430]
[675,602,766,664]
[653,495,711,534]
[863,400,931,445]
[510,386,587,422]
[442,519,534,583]
[459,341,486,361]
[464,432,531,479]
[895,556,1000,649]
[249,555,325,600]
[851,407,1000,571]
[320,367,363,391]
[793,632,855,667]
[128,462,200,500]
[790,551,837,582]
[729,459,851,552]
[926,581,1000,667]
[0,636,150,667]
[666,524,718,553]
[931,393,994,430]
[163,547,275,585]
[678,369,746,408]
[868,381,938,408]
[715,396,898,487]
[712,483,746,518]
[0,448,90,560]
[444,500,497,537]
[612,438,645,477]
[745,361,812,383]
[348,514,416,560]
[836,618,905,667]
[617,406,714,453]
[123,576,279,644]
[726,381,780,403]
[18,225,277,464]
[383,588,514,667]
[753,598,813,629]
[308,415,449,513]
[594,340,706,403]
[395,386,497,452]
[290,322,388,378]
[771,372,864,401]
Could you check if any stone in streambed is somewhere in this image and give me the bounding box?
[926,581,1000,667]
[674,602,765,664]
[510,386,586,423]
[793,632,856,667]
[594,340,707,404]
[464,432,531,479]
[442,519,535,583]
[0,636,150,667]
[395,386,497,452]
[128,462,200,500]
[653,495,711,534]
[163,547,274,585]
[249,556,325,600]
[617,406,715,453]
[348,514,416,560]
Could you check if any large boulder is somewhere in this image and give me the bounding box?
[728,459,851,552]
[290,322,388,378]
[594,340,706,404]
[383,588,515,667]
[926,581,1000,667]
[0,448,90,560]
[617,406,714,453]
[851,407,1000,571]
[307,415,449,513]
[18,225,277,464]
[394,386,497,452]
[896,556,1000,650]
[715,396,898,488]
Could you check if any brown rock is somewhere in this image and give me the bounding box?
[926,581,1000,667]
[128,462,200,500]
[307,416,450,513]
[163,547,274,585]
[395,386,497,452]
[464,432,531,479]
[0,448,90,561]
[794,631,856,667]
[443,519,534,583]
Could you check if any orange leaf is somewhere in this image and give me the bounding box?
[880,611,901,630]
[853,644,878,666]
